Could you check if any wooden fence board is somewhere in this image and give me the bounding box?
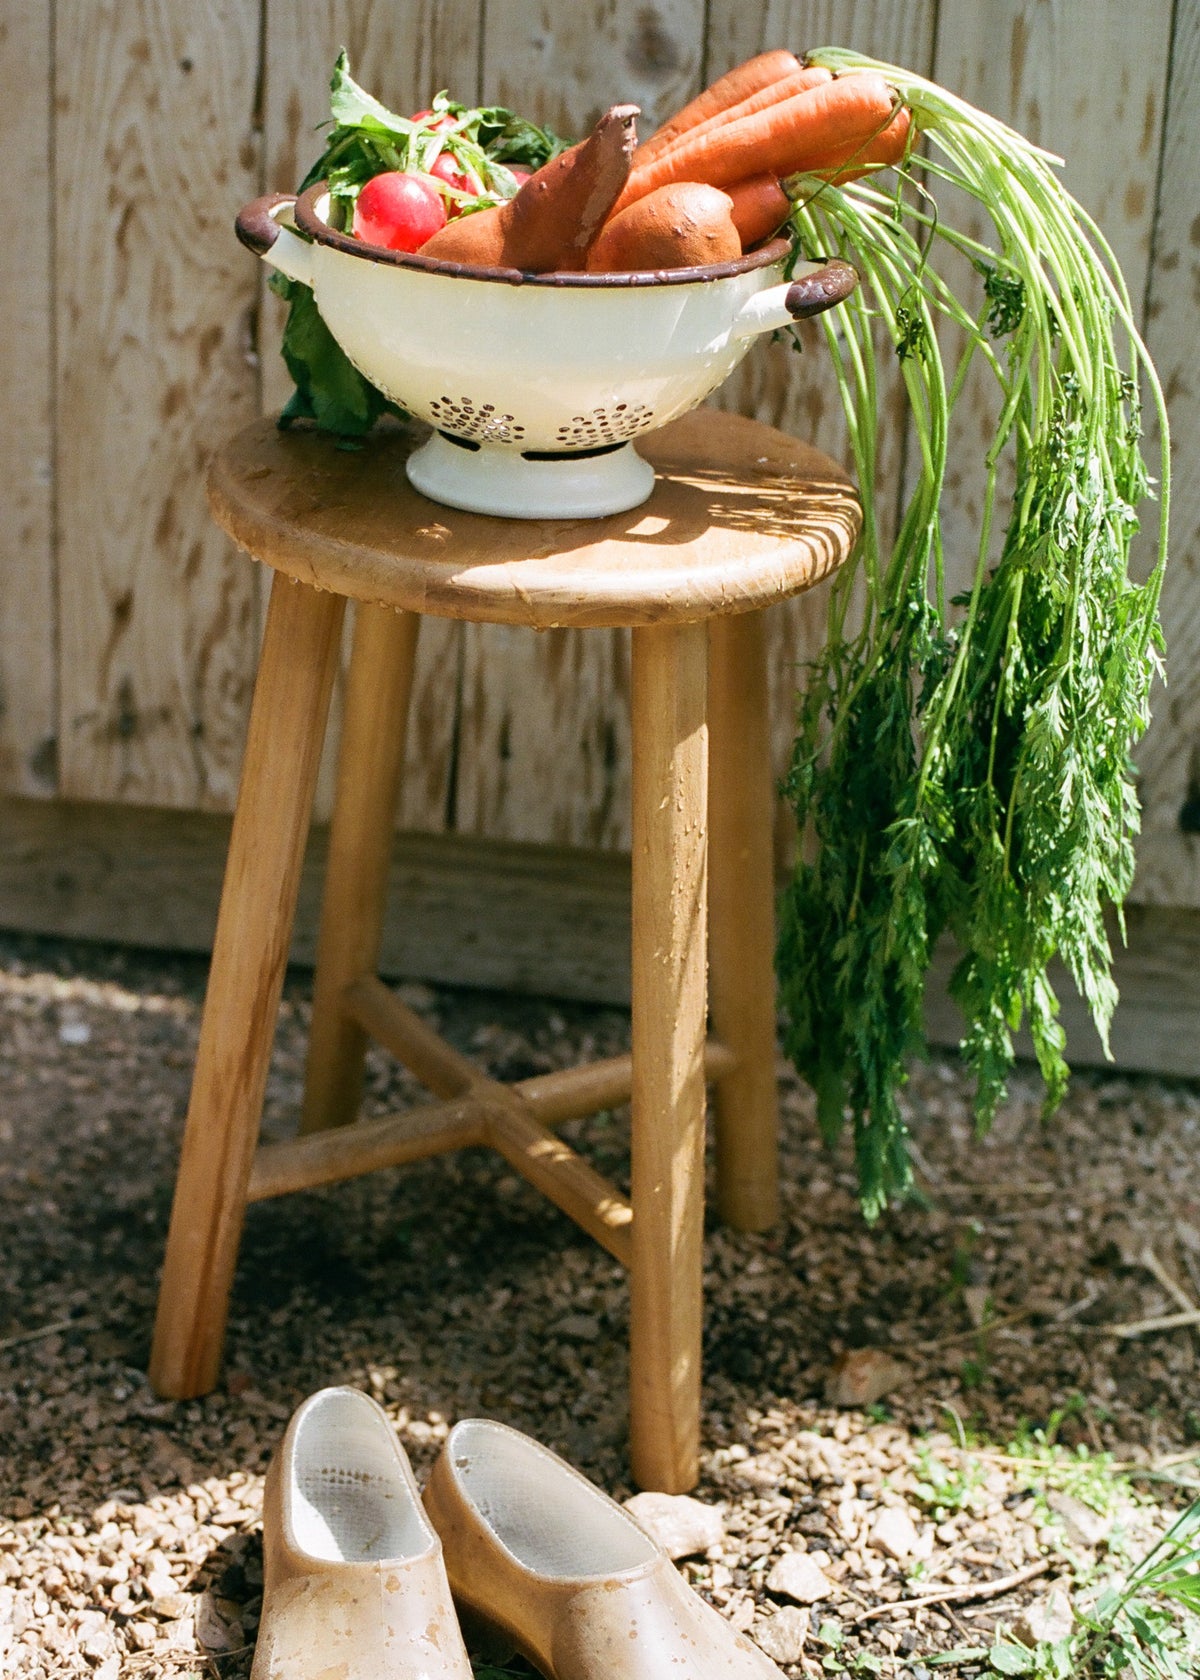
[5,791,1197,1078]
[54,0,264,811]
[450,0,704,848]
[0,3,56,797]
[259,0,482,831]
[928,2,1172,633]
[1126,0,1200,907]
[704,2,937,854]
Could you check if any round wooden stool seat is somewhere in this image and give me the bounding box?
[207,407,860,628]
[153,405,861,1494]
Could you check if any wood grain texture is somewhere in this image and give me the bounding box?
[707,610,779,1231]
[481,0,704,141]
[929,1,1172,620]
[259,0,482,828]
[0,2,56,798]
[150,575,345,1398]
[54,0,263,810]
[704,2,937,821]
[459,0,705,846]
[5,792,1199,1075]
[1127,0,1200,907]
[628,619,708,1492]
[302,606,421,1134]
[206,410,860,627]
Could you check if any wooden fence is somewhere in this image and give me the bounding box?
[2,1,1199,1066]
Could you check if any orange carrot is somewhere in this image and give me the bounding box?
[636,49,802,167]
[817,103,913,182]
[585,182,740,273]
[421,103,639,272]
[613,72,904,205]
[725,174,793,250]
[632,65,831,191]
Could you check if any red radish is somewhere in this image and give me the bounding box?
[410,108,456,132]
[428,149,479,202]
[353,171,447,251]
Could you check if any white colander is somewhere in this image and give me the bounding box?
[237,185,857,519]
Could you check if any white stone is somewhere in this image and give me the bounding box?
[1014,1586,1075,1647]
[623,1492,724,1559]
[825,1348,909,1408]
[765,1550,835,1604]
[752,1606,810,1664]
[868,1506,920,1560]
[1047,1492,1111,1548]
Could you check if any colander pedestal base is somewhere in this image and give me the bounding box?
[406,431,656,520]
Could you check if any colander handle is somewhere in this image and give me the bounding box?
[235,193,315,288]
[730,257,858,340]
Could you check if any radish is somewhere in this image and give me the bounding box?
[428,149,481,205]
[352,171,446,252]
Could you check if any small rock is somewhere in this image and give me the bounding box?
[125,1622,157,1651]
[726,1595,756,1632]
[963,1284,990,1328]
[556,1314,601,1342]
[825,1348,908,1408]
[150,1591,193,1623]
[765,1550,835,1604]
[868,1507,920,1561]
[1047,1492,1111,1549]
[752,1606,810,1664]
[1013,1586,1075,1647]
[397,981,439,1012]
[624,1492,724,1559]
[196,1592,243,1653]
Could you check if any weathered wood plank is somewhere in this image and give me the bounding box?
[54,0,264,810]
[928,1,1173,640]
[705,2,937,849]
[259,0,481,830]
[481,0,704,139]
[0,795,632,1003]
[0,2,56,798]
[451,0,704,847]
[3,794,1196,1078]
[1127,0,1200,907]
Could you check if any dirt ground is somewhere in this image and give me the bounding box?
[1,930,1198,1678]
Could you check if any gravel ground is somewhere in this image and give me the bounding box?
[1,931,1198,1678]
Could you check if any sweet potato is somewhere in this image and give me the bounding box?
[585,182,740,273]
[419,103,639,272]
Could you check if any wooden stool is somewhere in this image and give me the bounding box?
[148,407,859,1492]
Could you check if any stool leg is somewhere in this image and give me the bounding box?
[149,575,345,1399]
[707,610,780,1232]
[628,620,708,1493]
[302,605,421,1134]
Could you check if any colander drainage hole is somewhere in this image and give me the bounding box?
[438,430,481,452]
[522,440,627,462]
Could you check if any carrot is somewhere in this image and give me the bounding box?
[613,72,904,204]
[585,182,740,273]
[816,102,913,182]
[635,49,802,167]
[420,103,639,272]
[628,65,831,198]
[725,174,793,250]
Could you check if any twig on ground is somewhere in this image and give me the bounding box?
[0,1316,96,1352]
[1137,1245,1199,1316]
[1090,1308,1200,1339]
[916,1307,1036,1351]
[847,1559,1052,1625]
